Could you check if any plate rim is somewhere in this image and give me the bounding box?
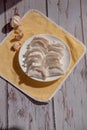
[18,34,72,82]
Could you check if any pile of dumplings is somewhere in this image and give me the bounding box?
[23,36,65,81]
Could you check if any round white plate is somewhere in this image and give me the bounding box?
[19,34,71,82]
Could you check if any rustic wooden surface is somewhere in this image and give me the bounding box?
[0,0,87,130]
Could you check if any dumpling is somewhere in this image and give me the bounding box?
[31,37,49,49]
[48,45,65,56]
[51,40,65,50]
[46,51,63,60]
[47,66,64,77]
[45,59,62,68]
[28,57,42,66]
[48,41,65,59]
[44,49,64,77]
[28,66,46,80]
[29,47,45,57]
[23,51,43,64]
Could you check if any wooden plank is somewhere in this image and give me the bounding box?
[0,77,8,129]
[47,0,87,130]
[47,0,59,23]
[8,84,30,130]
[29,0,46,14]
[5,0,54,130]
[8,83,54,130]
[0,0,6,42]
[0,1,8,129]
[5,0,31,129]
[80,0,87,129]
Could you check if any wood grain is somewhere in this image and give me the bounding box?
[0,0,6,42]
[0,0,87,130]
[0,78,8,129]
[5,0,54,130]
[0,1,8,129]
[79,0,87,129]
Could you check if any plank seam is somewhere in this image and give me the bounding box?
[80,0,85,43]
[46,0,48,17]
[52,98,56,130]
[80,0,87,67]
[3,0,7,35]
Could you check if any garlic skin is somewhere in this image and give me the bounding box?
[15,32,24,41]
[10,15,21,28]
[13,42,21,51]
[14,27,22,34]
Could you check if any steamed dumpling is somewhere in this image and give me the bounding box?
[48,41,65,60]
[45,52,64,77]
[31,37,49,49]
[23,51,43,64]
[47,67,64,77]
[50,40,65,49]
[29,66,46,80]
[45,58,62,68]
[46,51,63,60]
[28,47,46,57]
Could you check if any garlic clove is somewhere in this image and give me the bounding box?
[13,42,21,51]
[10,15,21,28]
[15,32,24,41]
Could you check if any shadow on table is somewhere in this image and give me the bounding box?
[0,127,23,130]
[1,0,22,34]
[0,0,22,15]
[2,22,13,34]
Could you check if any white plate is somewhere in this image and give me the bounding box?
[19,34,71,82]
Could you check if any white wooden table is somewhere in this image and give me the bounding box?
[0,0,87,130]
